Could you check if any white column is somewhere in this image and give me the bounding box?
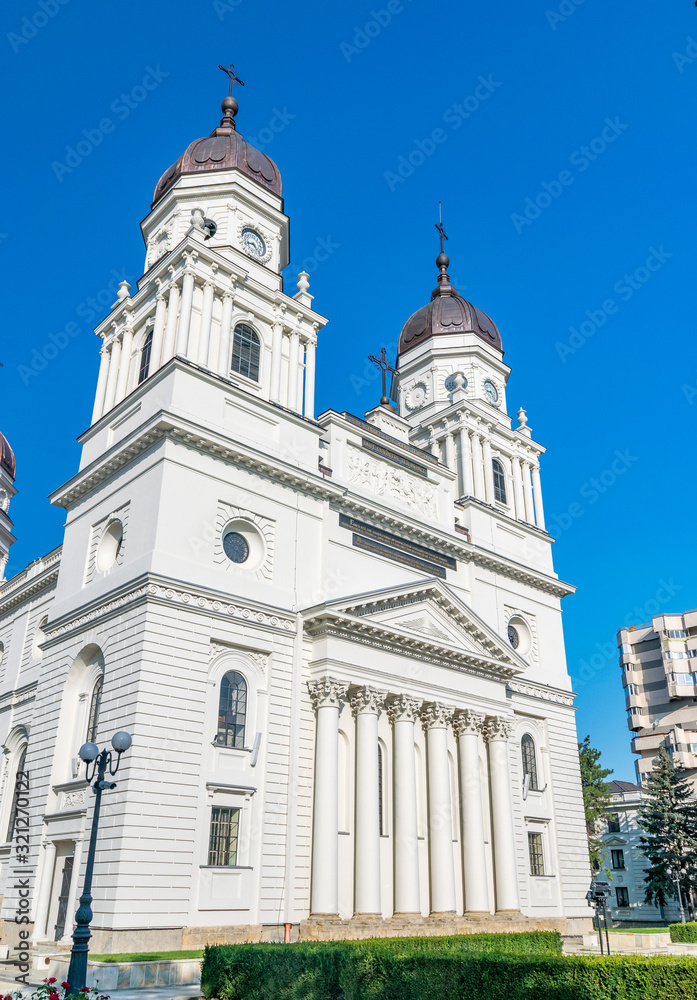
[287,330,300,412]
[484,716,520,914]
[309,677,347,915]
[444,430,456,473]
[270,319,284,403]
[512,456,525,521]
[197,278,216,367]
[102,337,121,414]
[472,433,485,500]
[176,267,195,356]
[458,425,473,496]
[352,686,384,915]
[531,464,546,529]
[304,335,316,418]
[31,841,56,941]
[297,340,306,414]
[114,323,134,403]
[91,348,110,423]
[161,279,180,363]
[453,711,490,915]
[421,703,456,914]
[522,461,535,525]
[218,293,234,376]
[150,289,167,372]
[388,696,422,915]
[482,435,495,503]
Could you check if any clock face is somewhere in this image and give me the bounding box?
[241,228,266,259]
[484,380,499,403]
[445,373,467,393]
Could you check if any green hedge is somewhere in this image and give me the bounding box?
[201,936,697,1000]
[200,933,560,1000]
[341,953,697,1000]
[670,921,697,942]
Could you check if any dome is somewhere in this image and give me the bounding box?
[152,94,282,207]
[0,432,15,481]
[398,253,502,357]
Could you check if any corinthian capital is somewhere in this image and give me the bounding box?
[421,702,453,732]
[386,694,422,725]
[350,685,385,717]
[452,709,486,738]
[483,715,514,743]
[308,677,348,711]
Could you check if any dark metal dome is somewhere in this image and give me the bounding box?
[152,96,282,207]
[0,432,15,480]
[398,254,502,357]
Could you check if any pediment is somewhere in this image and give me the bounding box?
[604,837,627,847]
[303,579,528,677]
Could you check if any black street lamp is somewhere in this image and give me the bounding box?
[667,866,688,923]
[66,731,132,991]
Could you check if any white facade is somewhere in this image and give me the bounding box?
[0,87,591,950]
[599,780,679,925]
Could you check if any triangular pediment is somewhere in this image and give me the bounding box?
[303,579,528,677]
[604,837,628,847]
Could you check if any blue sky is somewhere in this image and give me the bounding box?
[1,0,695,779]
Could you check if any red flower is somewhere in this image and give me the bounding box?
[47,979,57,984]
[49,992,60,999]
[80,989,90,993]
[62,986,71,991]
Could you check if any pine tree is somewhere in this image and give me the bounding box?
[638,747,697,908]
[578,735,613,872]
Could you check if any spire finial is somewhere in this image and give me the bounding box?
[368,347,398,408]
[218,62,245,128]
[434,201,452,292]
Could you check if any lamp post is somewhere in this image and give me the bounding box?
[66,731,132,990]
[667,866,687,923]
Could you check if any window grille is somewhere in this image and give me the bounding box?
[207,806,240,866]
[139,331,153,384]
[86,676,103,744]
[231,324,260,381]
[216,671,247,748]
[492,459,507,504]
[607,814,620,833]
[521,734,539,790]
[611,849,625,870]
[528,832,544,875]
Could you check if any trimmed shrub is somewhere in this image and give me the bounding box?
[340,953,697,1000]
[200,932,561,1000]
[670,920,697,943]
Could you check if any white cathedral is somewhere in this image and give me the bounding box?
[0,79,591,953]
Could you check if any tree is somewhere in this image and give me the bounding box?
[638,747,697,909]
[578,735,613,872]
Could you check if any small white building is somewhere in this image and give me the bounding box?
[600,780,679,925]
[0,79,591,952]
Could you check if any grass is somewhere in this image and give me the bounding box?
[88,950,204,963]
[610,927,670,934]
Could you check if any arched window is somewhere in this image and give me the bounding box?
[7,743,28,843]
[138,330,153,384]
[216,671,247,748]
[86,675,103,744]
[521,734,539,791]
[231,324,260,382]
[492,458,507,504]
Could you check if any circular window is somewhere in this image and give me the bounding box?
[507,616,532,657]
[223,531,250,564]
[221,519,265,571]
[445,373,468,393]
[97,520,123,573]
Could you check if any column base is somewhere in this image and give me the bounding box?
[390,912,423,920]
[494,909,525,920]
[309,912,341,919]
[429,910,457,920]
[464,910,492,921]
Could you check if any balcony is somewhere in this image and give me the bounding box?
[668,680,697,699]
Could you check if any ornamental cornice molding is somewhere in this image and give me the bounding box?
[303,611,518,683]
[42,574,295,644]
[0,549,61,618]
[209,641,270,674]
[507,679,576,707]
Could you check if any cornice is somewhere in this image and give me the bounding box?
[43,573,296,644]
[507,678,576,707]
[0,548,61,617]
[304,609,518,683]
[0,679,38,714]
